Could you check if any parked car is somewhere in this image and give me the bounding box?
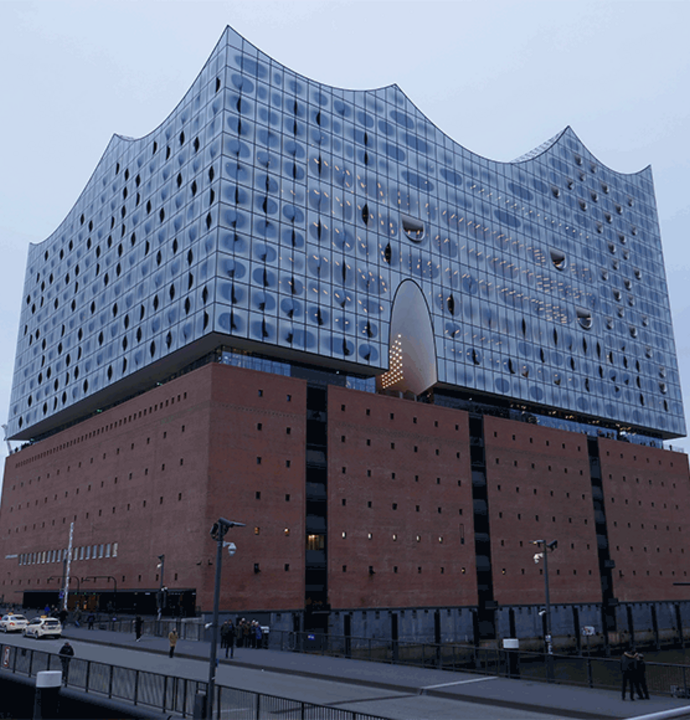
[23,617,62,639]
[0,614,29,633]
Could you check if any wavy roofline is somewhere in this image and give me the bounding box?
[29,24,653,252]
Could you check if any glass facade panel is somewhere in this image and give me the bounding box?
[7,25,684,441]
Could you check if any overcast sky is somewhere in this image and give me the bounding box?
[1,1,689,473]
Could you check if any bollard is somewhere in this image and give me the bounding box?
[33,670,62,720]
[192,691,207,720]
[502,638,520,678]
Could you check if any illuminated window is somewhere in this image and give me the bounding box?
[307,534,325,550]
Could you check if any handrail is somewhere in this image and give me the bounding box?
[0,641,390,719]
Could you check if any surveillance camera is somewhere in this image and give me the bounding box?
[538,610,546,617]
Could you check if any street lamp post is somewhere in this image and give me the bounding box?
[205,518,244,720]
[156,555,165,623]
[531,539,557,682]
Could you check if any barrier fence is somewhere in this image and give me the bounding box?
[0,642,391,720]
[51,619,690,698]
[266,630,690,698]
[82,616,207,642]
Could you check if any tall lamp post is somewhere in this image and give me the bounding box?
[531,539,557,682]
[206,517,244,720]
[156,554,165,622]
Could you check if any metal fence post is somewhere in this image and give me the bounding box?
[134,669,139,705]
[85,660,91,693]
[29,648,33,677]
[109,664,114,698]
[684,665,688,699]
[587,657,593,688]
[163,675,168,712]
[255,693,260,720]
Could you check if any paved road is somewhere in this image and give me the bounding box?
[3,626,690,720]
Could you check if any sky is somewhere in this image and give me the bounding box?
[1,0,689,476]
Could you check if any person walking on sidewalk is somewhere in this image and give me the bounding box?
[621,647,637,701]
[58,642,74,685]
[135,615,143,642]
[168,629,179,658]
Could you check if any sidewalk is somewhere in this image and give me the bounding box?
[61,624,690,720]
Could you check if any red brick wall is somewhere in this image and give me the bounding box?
[0,363,308,612]
[327,387,478,609]
[3,362,690,615]
[599,439,690,602]
[484,417,602,606]
[205,363,306,611]
[0,366,215,608]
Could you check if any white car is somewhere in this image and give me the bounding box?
[23,617,62,639]
[0,614,29,633]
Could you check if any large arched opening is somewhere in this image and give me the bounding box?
[377,280,438,396]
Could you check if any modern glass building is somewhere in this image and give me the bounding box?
[7,25,684,443]
[3,27,689,648]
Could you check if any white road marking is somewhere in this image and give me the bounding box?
[422,676,499,690]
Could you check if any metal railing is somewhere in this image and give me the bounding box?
[0,642,390,719]
[267,630,690,697]
[79,616,207,641]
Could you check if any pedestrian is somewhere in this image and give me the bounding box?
[87,612,95,630]
[135,615,143,642]
[235,619,244,648]
[59,608,68,626]
[227,619,235,658]
[220,620,231,655]
[621,647,637,701]
[255,622,263,649]
[634,652,650,699]
[58,642,74,685]
[168,629,178,658]
[74,607,82,628]
[221,619,235,659]
[44,604,51,616]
